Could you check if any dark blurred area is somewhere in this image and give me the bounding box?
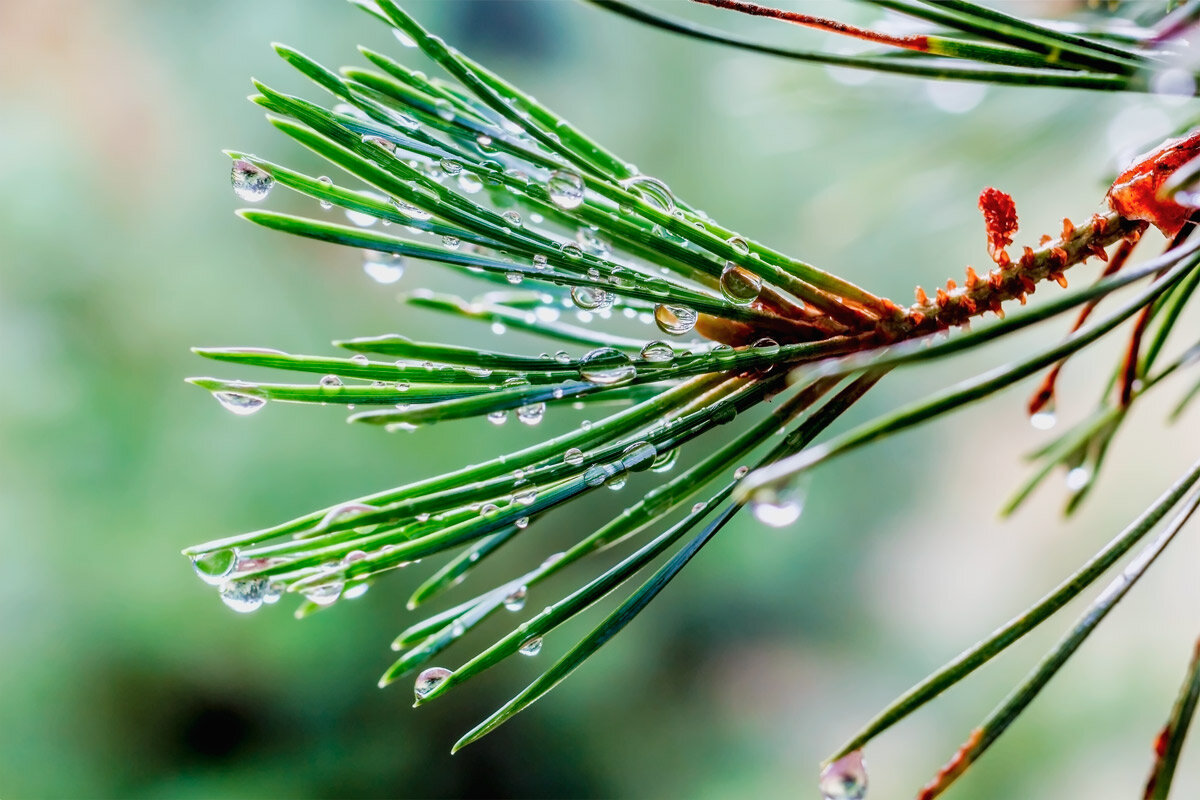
[0,1,1196,798]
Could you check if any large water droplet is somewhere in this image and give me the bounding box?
[231,159,273,202]
[750,482,807,528]
[1066,466,1092,492]
[564,447,585,466]
[212,390,266,416]
[654,304,697,336]
[1030,407,1056,431]
[304,579,344,607]
[579,348,635,385]
[519,637,543,657]
[619,175,676,213]
[219,577,268,613]
[320,375,343,388]
[639,341,675,363]
[818,750,867,800]
[517,402,545,426]
[192,549,238,585]
[621,441,658,472]
[571,285,611,310]
[363,251,404,284]
[650,447,679,473]
[548,169,585,209]
[488,409,509,425]
[504,585,528,612]
[414,666,452,700]
[583,465,608,486]
[720,263,762,305]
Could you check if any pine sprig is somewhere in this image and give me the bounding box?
[188,0,1200,794]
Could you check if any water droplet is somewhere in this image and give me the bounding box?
[343,582,369,599]
[560,242,583,260]
[219,577,268,613]
[514,488,537,506]
[540,552,565,569]
[639,341,675,363]
[818,750,867,800]
[548,169,585,209]
[392,199,432,221]
[320,375,343,387]
[734,465,749,479]
[480,502,500,517]
[654,304,697,335]
[262,581,284,604]
[650,448,679,473]
[571,285,611,310]
[303,579,344,607]
[488,409,509,425]
[363,252,404,284]
[316,176,333,209]
[361,134,396,154]
[621,441,657,472]
[414,666,452,700]
[231,159,273,202]
[691,502,706,514]
[212,390,266,416]
[752,337,780,357]
[583,465,608,486]
[1066,466,1092,492]
[619,175,676,213]
[350,354,369,367]
[515,516,530,529]
[442,234,461,250]
[439,158,462,175]
[726,235,750,254]
[342,549,368,565]
[465,365,493,378]
[1030,408,1056,431]
[578,347,635,385]
[519,637,543,656]
[719,263,762,305]
[564,448,585,466]
[504,585,528,612]
[502,209,522,227]
[192,549,238,585]
[750,483,807,528]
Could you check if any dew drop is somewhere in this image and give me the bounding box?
[414,666,452,700]
[303,579,344,607]
[619,175,675,213]
[547,169,585,209]
[487,409,509,425]
[343,582,369,600]
[818,750,867,800]
[1030,408,1056,431]
[439,157,462,175]
[231,159,273,202]
[734,465,749,479]
[219,577,268,613]
[502,209,522,227]
[519,637,543,657]
[621,441,658,473]
[515,516,530,529]
[725,235,750,254]
[639,341,675,363]
[504,585,528,612]
[514,488,537,506]
[650,447,679,473]
[654,304,697,336]
[571,285,611,310]
[320,375,343,387]
[583,465,608,487]
[212,390,266,416]
[392,199,432,221]
[316,176,333,209]
[578,347,635,385]
[564,447,585,466]
[750,482,807,528]
[1066,466,1092,491]
[192,549,238,585]
[719,263,762,305]
[363,252,404,284]
[441,234,461,250]
[752,337,780,357]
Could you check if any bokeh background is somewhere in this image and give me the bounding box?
[1,1,1198,797]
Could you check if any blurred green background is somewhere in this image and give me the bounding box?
[1,1,1197,797]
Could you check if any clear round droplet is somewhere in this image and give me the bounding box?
[219,577,268,613]
[720,263,762,305]
[571,285,610,310]
[583,465,608,487]
[502,209,522,227]
[1066,466,1092,491]
[547,169,585,209]
[734,465,749,479]
[363,252,404,284]
[192,549,238,585]
[303,579,344,607]
[212,390,266,416]
[439,158,462,175]
[650,447,679,473]
[442,234,461,250]
[578,347,635,385]
[621,441,658,473]
[1030,408,1056,431]
[564,447,585,466]
[504,585,528,612]
[488,409,509,425]
[726,235,750,254]
[818,750,867,800]
[750,483,807,528]
[654,304,697,336]
[320,375,343,387]
[414,666,452,700]
[519,637,543,657]
[231,159,273,202]
[316,176,333,209]
[639,341,675,363]
[619,175,676,213]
